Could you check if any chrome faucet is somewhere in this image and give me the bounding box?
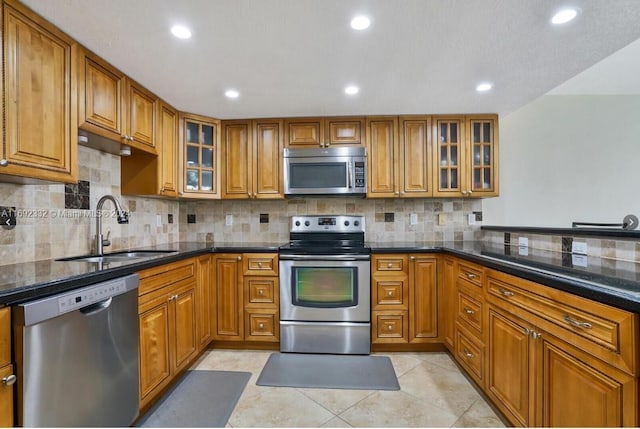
[95,195,129,256]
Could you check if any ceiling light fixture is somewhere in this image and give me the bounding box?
[225,89,240,99]
[344,85,359,95]
[350,16,370,30]
[170,25,192,39]
[551,8,578,25]
[476,83,493,92]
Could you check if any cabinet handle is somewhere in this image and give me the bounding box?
[465,272,477,279]
[524,328,532,335]
[2,374,16,386]
[258,290,264,296]
[387,263,393,268]
[258,262,263,267]
[531,331,542,340]
[258,323,264,329]
[0,159,8,167]
[563,314,592,329]
[387,324,393,331]
[461,190,468,196]
[237,256,242,261]
[387,291,393,297]
[498,288,514,297]
[463,307,475,315]
[463,348,474,358]
[410,256,415,261]
[394,192,400,195]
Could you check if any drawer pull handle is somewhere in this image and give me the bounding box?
[410,256,415,261]
[2,375,16,386]
[498,288,514,297]
[237,256,242,261]
[463,348,474,358]
[387,324,393,331]
[387,291,393,297]
[258,262,262,267]
[463,307,475,315]
[258,290,264,296]
[563,315,592,329]
[387,263,393,268]
[258,323,264,329]
[465,273,477,279]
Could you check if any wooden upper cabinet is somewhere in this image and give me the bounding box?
[1,0,77,183]
[123,78,156,152]
[77,48,124,139]
[222,119,283,199]
[78,48,158,154]
[157,101,178,196]
[399,116,432,197]
[432,117,465,197]
[285,117,364,148]
[179,112,221,198]
[366,117,399,197]
[467,115,498,197]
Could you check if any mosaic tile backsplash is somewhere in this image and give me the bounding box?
[0,146,180,266]
[179,198,483,244]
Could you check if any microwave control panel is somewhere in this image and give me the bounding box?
[354,162,365,188]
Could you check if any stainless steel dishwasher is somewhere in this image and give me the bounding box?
[13,274,140,427]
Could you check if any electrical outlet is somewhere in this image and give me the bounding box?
[409,213,418,225]
[438,213,447,226]
[572,241,588,255]
[518,237,529,256]
[156,214,162,227]
[225,214,233,226]
[572,254,588,267]
[467,213,476,225]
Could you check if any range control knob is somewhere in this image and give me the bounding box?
[304,221,310,227]
[295,221,300,227]
[354,220,360,227]
[344,221,350,227]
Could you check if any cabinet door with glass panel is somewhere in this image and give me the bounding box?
[432,115,498,197]
[179,113,221,198]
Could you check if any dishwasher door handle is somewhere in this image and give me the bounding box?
[80,297,113,316]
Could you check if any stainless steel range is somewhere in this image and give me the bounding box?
[279,215,371,355]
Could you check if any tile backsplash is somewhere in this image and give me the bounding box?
[0,146,180,266]
[179,198,482,244]
[0,145,483,266]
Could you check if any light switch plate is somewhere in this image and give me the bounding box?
[156,214,162,227]
[467,213,476,225]
[438,213,447,226]
[518,237,529,247]
[225,214,233,226]
[572,241,588,255]
[410,213,418,225]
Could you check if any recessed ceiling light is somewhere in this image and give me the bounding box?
[170,25,192,39]
[344,85,359,95]
[551,8,578,25]
[476,83,493,92]
[225,89,240,99]
[350,16,370,30]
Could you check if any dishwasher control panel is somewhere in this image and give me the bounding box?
[58,278,128,313]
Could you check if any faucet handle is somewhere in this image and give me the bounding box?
[102,230,111,247]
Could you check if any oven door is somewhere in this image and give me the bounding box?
[279,255,370,322]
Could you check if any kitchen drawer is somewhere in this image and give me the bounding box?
[245,277,278,307]
[372,311,408,344]
[457,289,484,337]
[373,278,408,309]
[455,324,485,386]
[0,308,10,367]
[243,253,278,276]
[487,269,639,375]
[373,255,408,273]
[245,309,278,341]
[138,258,196,296]
[457,261,483,289]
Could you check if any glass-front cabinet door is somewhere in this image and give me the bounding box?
[468,115,498,197]
[433,117,463,196]
[179,113,220,198]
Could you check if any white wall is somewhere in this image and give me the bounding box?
[483,95,640,227]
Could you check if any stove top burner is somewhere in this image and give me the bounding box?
[282,215,368,255]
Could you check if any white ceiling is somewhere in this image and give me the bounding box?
[21,0,640,119]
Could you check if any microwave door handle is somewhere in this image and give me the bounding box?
[348,161,353,189]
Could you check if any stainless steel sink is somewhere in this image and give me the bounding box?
[57,250,178,263]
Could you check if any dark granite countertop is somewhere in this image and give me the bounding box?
[368,241,640,312]
[0,242,282,305]
[1,240,639,313]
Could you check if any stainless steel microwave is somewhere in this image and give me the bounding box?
[283,147,367,196]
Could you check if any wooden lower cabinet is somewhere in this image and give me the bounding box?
[213,253,279,344]
[442,257,456,351]
[0,308,13,427]
[138,259,198,409]
[196,255,213,350]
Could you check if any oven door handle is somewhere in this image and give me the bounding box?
[279,254,370,261]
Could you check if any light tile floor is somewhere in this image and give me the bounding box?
[191,350,506,428]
